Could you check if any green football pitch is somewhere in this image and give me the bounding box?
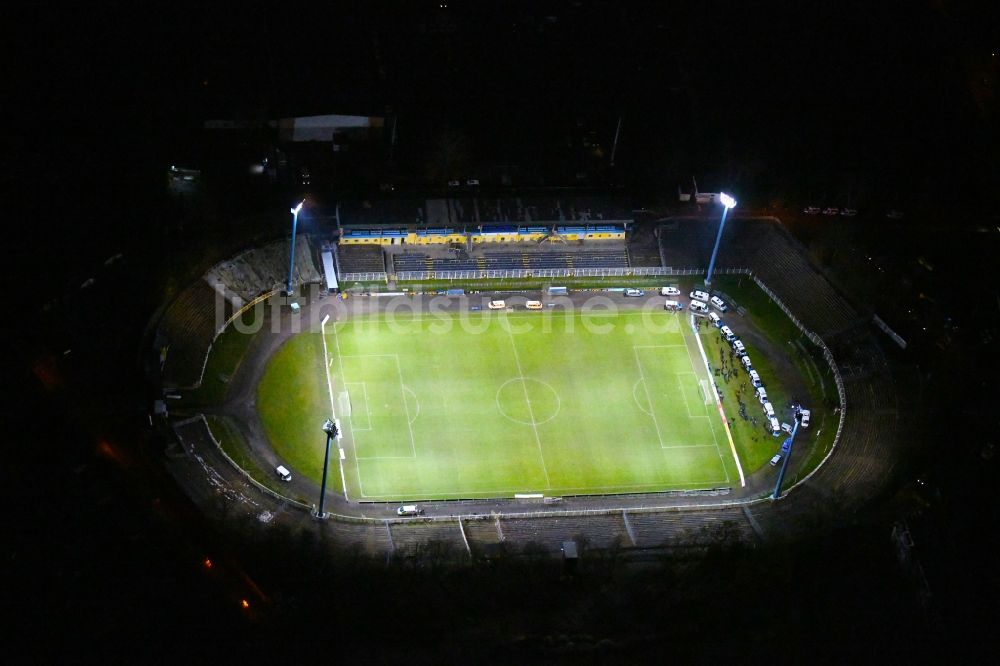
[257,309,744,500]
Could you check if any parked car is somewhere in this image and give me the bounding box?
[840,208,858,217]
[803,206,821,215]
[770,453,783,466]
[690,290,710,302]
[397,505,424,516]
[624,288,645,297]
[660,286,681,296]
[886,209,905,220]
[822,207,839,216]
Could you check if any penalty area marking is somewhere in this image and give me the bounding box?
[632,379,652,416]
[403,386,420,425]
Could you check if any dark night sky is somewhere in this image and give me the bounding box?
[12,0,999,202]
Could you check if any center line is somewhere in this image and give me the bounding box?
[504,318,551,488]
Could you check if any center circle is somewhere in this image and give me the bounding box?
[496,378,561,426]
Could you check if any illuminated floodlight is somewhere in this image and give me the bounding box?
[286,200,306,295]
[706,192,736,285]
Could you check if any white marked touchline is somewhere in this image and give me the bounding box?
[328,319,364,498]
[689,314,745,487]
[504,318,551,488]
[320,315,350,501]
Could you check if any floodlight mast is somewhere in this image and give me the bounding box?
[317,419,336,518]
[705,193,737,286]
[772,415,801,499]
[286,200,305,296]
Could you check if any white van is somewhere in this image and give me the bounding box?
[708,312,722,327]
[720,325,735,341]
[397,505,423,516]
[624,288,645,297]
[756,386,768,403]
[710,296,728,312]
[664,299,683,311]
[690,290,710,302]
[660,286,681,296]
[525,300,543,310]
[769,453,783,466]
[763,401,775,419]
[798,408,811,428]
[275,465,292,482]
[769,417,781,436]
[749,370,762,387]
[732,340,746,356]
[488,300,506,310]
[741,355,753,371]
[689,299,709,313]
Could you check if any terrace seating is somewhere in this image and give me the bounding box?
[392,249,630,273]
[204,237,322,302]
[161,237,322,387]
[160,280,229,388]
[388,521,468,554]
[461,517,503,548]
[747,484,836,536]
[625,509,757,547]
[322,520,394,554]
[661,219,859,338]
[493,515,630,551]
[338,245,386,274]
[808,403,899,507]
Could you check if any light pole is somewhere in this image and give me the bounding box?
[317,418,339,518]
[772,412,801,499]
[705,192,737,286]
[286,200,305,296]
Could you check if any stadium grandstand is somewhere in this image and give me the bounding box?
[659,219,863,338]
[161,214,901,555]
[337,194,631,229]
[157,236,322,388]
[389,248,630,273]
[338,223,627,246]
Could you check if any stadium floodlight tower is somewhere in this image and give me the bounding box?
[286,200,305,296]
[704,192,737,286]
[772,411,802,499]
[317,417,339,519]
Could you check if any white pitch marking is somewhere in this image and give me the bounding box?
[503,319,551,488]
